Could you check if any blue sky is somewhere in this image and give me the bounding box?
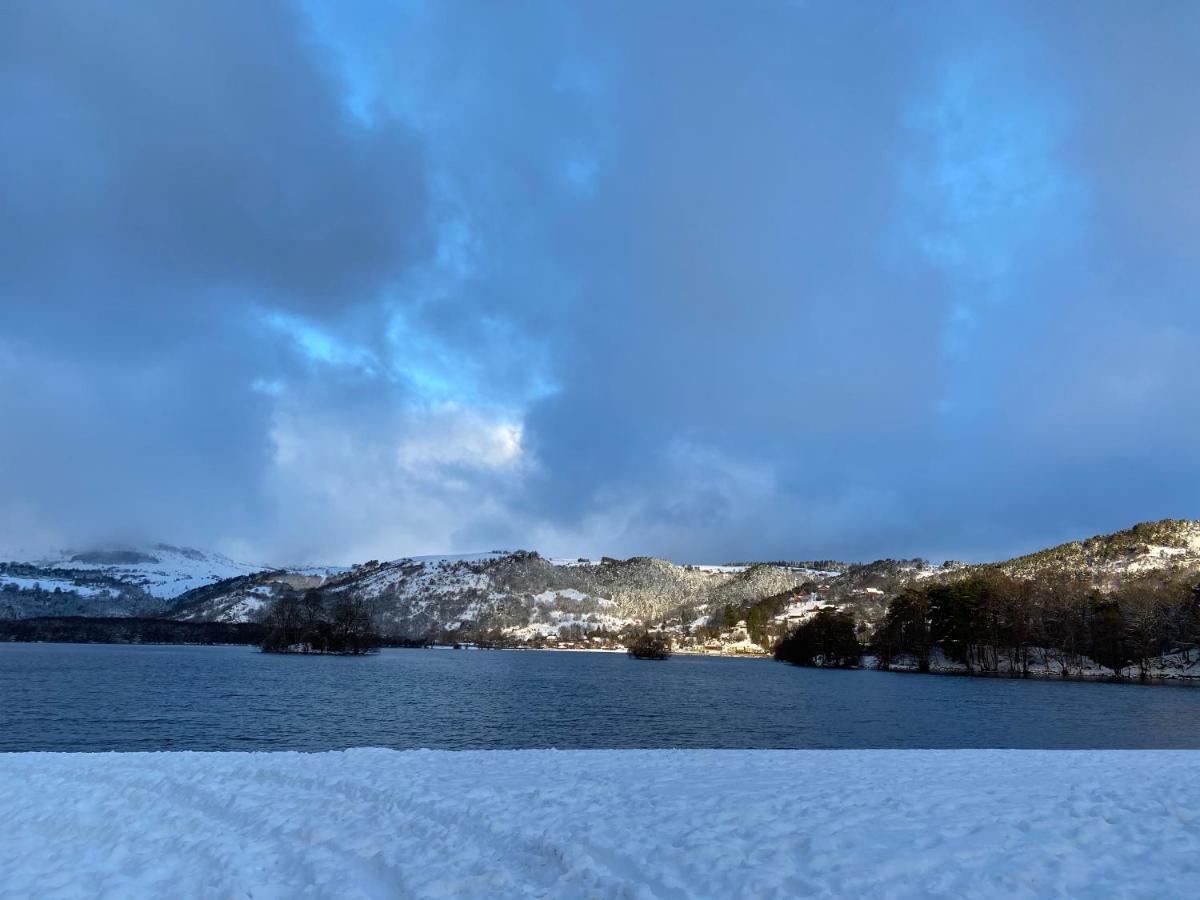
[2,1,1198,565]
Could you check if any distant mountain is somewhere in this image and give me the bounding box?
[0,544,263,619]
[5,520,1200,651]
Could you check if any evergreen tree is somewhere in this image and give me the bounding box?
[775,609,861,668]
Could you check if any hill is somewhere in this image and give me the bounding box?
[169,552,822,648]
[995,519,1200,585]
[0,545,263,619]
[6,520,1200,654]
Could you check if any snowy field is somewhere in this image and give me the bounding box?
[1,750,1198,898]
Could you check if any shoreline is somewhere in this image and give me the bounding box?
[6,639,1200,684]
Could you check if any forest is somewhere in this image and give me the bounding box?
[778,570,1200,679]
[0,617,265,645]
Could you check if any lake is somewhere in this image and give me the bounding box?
[3,643,1200,751]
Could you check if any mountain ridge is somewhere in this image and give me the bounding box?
[4,520,1200,651]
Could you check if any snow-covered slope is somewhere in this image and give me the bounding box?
[9,519,1200,640]
[801,520,1200,629]
[996,519,1200,584]
[38,545,263,598]
[0,545,264,618]
[170,551,822,642]
[2,749,1197,899]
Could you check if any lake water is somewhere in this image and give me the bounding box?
[3,643,1200,751]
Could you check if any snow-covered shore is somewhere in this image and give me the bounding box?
[873,647,1200,681]
[2,750,1198,898]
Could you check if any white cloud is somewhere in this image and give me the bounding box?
[252,396,527,564]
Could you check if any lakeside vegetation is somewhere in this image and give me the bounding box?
[0,617,265,645]
[261,591,382,654]
[626,631,671,659]
[774,609,861,668]
[775,570,1200,680]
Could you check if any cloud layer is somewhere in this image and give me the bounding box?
[2,1,1198,564]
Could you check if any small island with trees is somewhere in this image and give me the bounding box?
[261,590,381,654]
[627,631,671,660]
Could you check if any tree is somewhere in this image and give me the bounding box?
[261,594,304,652]
[871,569,1200,680]
[775,609,861,668]
[261,591,380,654]
[330,594,379,654]
[1088,596,1128,673]
[627,631,671,660]
[872,588,930,671]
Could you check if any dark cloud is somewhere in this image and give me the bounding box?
[0,0,428,553]
[0,1,427,328]
[2,1,1199,563]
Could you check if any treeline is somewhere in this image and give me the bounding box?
[0,617,265,645]
[775,571,1200,679]
[873,571,1200,677]
[774,608,861,667]
[261,591,381,654]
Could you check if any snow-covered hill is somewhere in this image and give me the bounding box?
[170,551,825,644]
[0,545,264,619]
[37,545,263,598]
[995,519,1200,584]
[800,520,1200,629]
[8,520,1200,647]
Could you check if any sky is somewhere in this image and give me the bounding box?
[2,1,1199,566]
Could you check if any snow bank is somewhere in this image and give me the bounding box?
[1,750,1198,898]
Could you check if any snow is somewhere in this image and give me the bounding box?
[341,560,489,603]
[1126,544,1191,573]
[391,551,513,566]
[0,576,111,598]
[288,565,354,578]
[1,750,1198,898]
[36,545,264,599]
[775,597,834,624]
[505,606,635,640]
[531,588,590,605]
[212,595,270,622]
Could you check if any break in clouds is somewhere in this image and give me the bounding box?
[1,1,1198,565]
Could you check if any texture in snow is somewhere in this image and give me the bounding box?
[1,750,1198,899]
